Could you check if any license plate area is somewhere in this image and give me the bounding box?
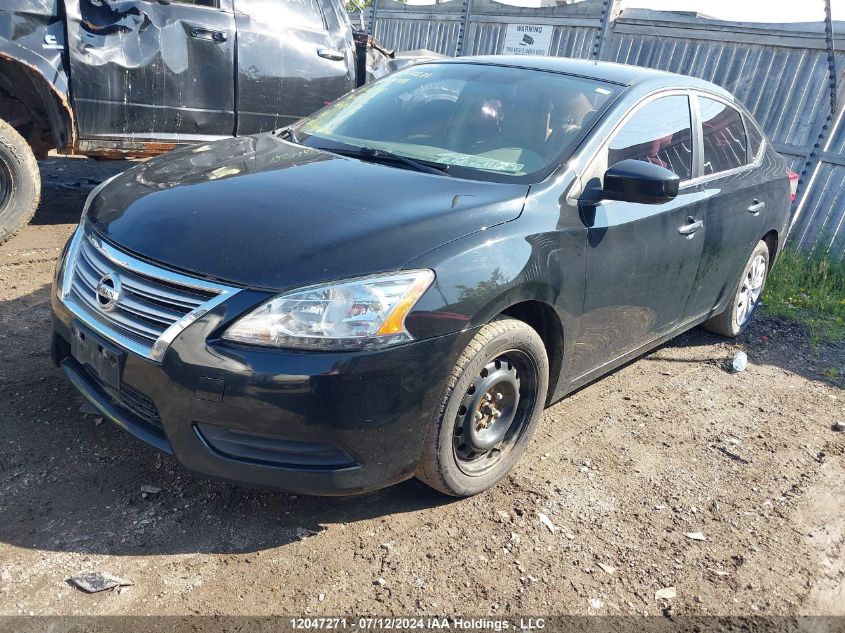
[70,323,125,390]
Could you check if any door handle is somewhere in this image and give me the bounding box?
[317,48,345,61]
[678,218,703,237]
[747,199,766,215]
[190,27,227,42]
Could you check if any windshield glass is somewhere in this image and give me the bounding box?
[293,63,621,183]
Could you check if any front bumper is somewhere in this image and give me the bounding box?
[51,288,472,495]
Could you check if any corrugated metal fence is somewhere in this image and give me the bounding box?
[354,0,845,259]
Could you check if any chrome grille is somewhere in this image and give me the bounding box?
[60,225,240,361]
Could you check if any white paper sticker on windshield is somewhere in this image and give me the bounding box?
[434,152,524,174]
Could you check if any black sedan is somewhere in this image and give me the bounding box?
[51,56,791,497]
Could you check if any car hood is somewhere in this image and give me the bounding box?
[87,134,529,290]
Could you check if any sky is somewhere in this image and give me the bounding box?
[619,0,844,23]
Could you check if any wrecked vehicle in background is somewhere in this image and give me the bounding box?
[0,0,432,244]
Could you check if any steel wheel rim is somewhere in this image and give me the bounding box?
[0,153,12,215]
[452,350,539,477]
[736,253,767,326]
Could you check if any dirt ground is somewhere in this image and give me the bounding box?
[0,154,843,618]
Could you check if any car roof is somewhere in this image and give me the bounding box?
[433,55,733,98]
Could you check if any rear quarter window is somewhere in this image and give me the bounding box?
[745,115,765,160]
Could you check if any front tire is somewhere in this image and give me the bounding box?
[0,118,40,246]
[416,318,549,497]
[703,240,770,337]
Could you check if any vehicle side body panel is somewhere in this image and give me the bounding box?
[64,0,237,145]
[405,70,790,405]
[234,0,355,134]
[682,94,789,319]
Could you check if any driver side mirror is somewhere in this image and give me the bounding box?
[590,159,680,205]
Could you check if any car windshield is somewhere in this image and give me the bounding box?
[293,62,621,183]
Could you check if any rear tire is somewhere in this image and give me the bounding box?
[416,318,549,497]
[0,118,40,246]
[703,240,770,338]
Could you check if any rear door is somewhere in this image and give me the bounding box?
[65,0,236,146]
[682,94,767,318]
[234,0,355,134]
[570,93,707,377]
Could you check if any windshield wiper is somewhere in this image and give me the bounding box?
[274,126,300,144]
[328,146,451,177]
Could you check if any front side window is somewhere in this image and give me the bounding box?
[607,95,693,181]
[700,97,747,176]
[293,63,621,183]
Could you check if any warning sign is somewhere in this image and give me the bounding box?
[502,24,554,56]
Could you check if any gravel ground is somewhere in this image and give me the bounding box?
[0,155,843,617]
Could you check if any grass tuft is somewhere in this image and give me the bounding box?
[762,247,845,344]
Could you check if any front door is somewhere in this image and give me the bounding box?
[65,0,236,146]
[234,0,356,134]
[569,93,706,378]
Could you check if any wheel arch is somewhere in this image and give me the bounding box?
[761,228,779,269]
[498,299,565,404]
[405,225,574,402]
[0,49,74,156]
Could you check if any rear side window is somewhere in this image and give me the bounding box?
[699,97,748,175]
[607,95,693,181]
[238,0,325,30]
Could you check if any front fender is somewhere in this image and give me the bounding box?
[0,4,74,149]
[403,176,589,399]
[403,218,584,345]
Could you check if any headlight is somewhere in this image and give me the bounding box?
[222,270,435,351]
